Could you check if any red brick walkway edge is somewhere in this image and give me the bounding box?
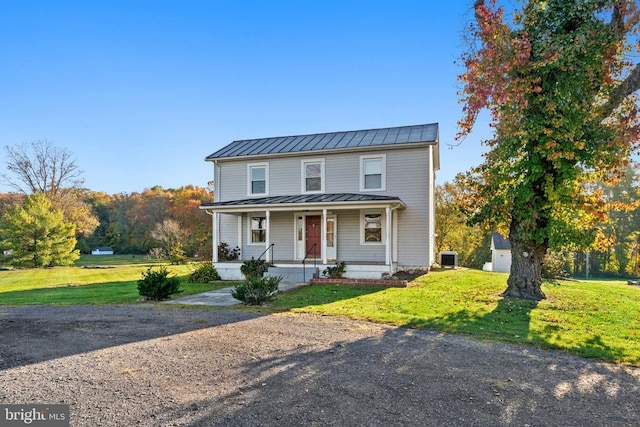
[310,278,407,288]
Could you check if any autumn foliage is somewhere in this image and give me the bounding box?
[75,185,213,257]
[457,0,640,299]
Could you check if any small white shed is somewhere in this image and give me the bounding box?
[91,246,114,255]
[490,232,511,273]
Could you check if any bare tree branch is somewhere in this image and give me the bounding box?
[1,140,84,196]
[598,1,640,120]
[600,62,640,120]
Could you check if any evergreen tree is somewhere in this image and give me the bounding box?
[0,193,79,267]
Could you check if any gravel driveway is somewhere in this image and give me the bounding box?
[1,304,639,426]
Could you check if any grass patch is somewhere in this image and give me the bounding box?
[0,261,229,305]
[75,254,160,267]
[4,261,640,366]
[235,268,640,366]
[237,284,387,315]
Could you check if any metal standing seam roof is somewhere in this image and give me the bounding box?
[206,123,439,160]
[201,193,404,209]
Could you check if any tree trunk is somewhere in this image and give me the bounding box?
[503,224,547,300]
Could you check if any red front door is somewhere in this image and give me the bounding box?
[305,215,321,257]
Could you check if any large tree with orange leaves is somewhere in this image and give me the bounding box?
[457,0,640,300]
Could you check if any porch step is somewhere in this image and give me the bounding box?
[267,266,319,283]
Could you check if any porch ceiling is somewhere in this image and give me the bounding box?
[200,192,405,212]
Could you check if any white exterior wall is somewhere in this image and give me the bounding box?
[387,149,430,268]
[214,146,434,269]
[334,210,385,262]
[492,249,512,273]
[218,214,239,246]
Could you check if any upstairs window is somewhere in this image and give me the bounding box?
[360,155,385,191]
[248,163,268,196]
[301,159,324,194]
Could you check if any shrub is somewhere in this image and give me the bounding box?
[240,258,270,279]
[169,243,187,265]
[231,275,282,305]
[189,262,221,283]
[137,266,182,301]
[218,242,241,261]
[323,261,346,279]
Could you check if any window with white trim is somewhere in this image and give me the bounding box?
[248,163,268,196]
[360,155,386,191]
[361,212,384,244]
[301,159,324,193]
[250,216,266,243]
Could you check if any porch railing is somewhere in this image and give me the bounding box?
[257,243,274,263]
[302,243,318,282]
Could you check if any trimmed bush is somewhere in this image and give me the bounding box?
[240,258,270,279]
[189,262,221,283]
[137,266,182,301]
[323,261,346,279]
[218,242,241,261]
[231,275,282,305]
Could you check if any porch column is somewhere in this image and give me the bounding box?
[237,215,242,260]
[322,208,327,265]
[385,206,391,270]
[212,211,219,263]
[265,210,271,262]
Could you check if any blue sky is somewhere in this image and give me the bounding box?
[0,1,492,194]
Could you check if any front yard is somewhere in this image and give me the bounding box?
[2,260,639,366]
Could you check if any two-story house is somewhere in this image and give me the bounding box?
[200,123,439,281]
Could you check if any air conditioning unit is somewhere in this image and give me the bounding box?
[439,251,458,268]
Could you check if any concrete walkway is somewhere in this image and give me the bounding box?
[165,282,309,307]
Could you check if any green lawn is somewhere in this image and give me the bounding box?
[74,254,161,266]
[2,260,640,366]
[0,255,227,304]
[239,268,640,366]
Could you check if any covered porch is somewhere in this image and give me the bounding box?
[200,193,405,281]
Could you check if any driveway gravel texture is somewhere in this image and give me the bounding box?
[0,304,639,426]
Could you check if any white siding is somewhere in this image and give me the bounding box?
[335,210,385,262]
[388,149,430,267]
[269,211,294,260]
[492,249,512,273]
[218,214,241,254]
[214,146,433,268]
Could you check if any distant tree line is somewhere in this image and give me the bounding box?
[0,185,213,264]
[80,185,213,259]
[0,141,212,267]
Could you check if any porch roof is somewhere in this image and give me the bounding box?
[200,193,405,211]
